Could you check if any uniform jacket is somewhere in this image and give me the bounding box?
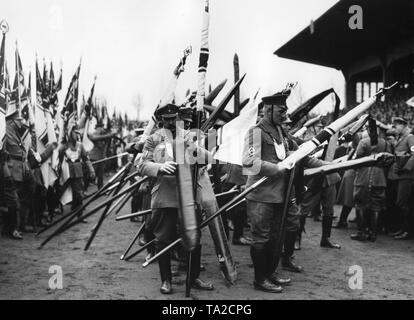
[242,118,325,204]
[88,127,112,160]
[59,142,95,179]
[3,119,32,182]
[138,128,211,209]
[387,130,414,180]
[354,137,389,187]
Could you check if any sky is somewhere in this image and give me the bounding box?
[1,0,344,120]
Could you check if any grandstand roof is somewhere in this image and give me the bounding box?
[275,0,414,70]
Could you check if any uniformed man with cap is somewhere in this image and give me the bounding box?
[2,109,35,239]
[138,103,214,295]
[59,122,96,218]
[386,117,414,240]
[88,120,114,190]
[242,88,326,293]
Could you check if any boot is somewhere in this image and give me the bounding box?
[282,231,303,273]
[320,216,341,249]
[333,206,352,229]
[295,215,306,250]
[251,246,283,293]
[368,211,379,242]
[157,247,172,294]
[351,209,368,241]
[190,245,214,291]
[264,241,292,285]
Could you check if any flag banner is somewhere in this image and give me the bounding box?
[35,59,58,187]
[213,94,259,166]
[406,96,414,107]
[0,29,6,144]
[63,63,81,134]
[289,88,338,127]
[82,118,95,152]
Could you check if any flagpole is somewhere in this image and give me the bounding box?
[15,41,22,118]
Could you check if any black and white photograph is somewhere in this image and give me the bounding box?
[0,0,414,308]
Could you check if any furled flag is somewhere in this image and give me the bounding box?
[35,57,58,187]
[10,45,32,151]
[0,22,8,146]
[82,77,97,152]
[11,46,29,120]
[213,93,259,166]
[63,62,81,136]
[288,88,339,128]
[406,96,414,108]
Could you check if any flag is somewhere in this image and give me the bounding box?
[10,46,32,151]
[213,94,259,166]
[35,58,58,187]
[82,79,97,152]
[288,88,339,127]
[54,66,62,93]
[406,96,414,108]
[10,46,29,121]
[196,0,210,116]
[0,29,7,145]
[63,62,81,135]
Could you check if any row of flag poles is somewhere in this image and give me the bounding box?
[0,19,101,205]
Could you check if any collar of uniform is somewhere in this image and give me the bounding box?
[259,118,284,144]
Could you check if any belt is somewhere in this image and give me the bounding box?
[9,154,25,162]
[68,159,81,163]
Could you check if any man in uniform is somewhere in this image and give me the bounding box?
[59,123,96,218]
[0,141,20,239]
[351,119,392,241]
[387,117,414,240]
[138,103,214,295]
[242,89,327,293]
[88,121,113,189]
[2,109,35,237]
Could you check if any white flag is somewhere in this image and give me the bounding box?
[213,96,259,166]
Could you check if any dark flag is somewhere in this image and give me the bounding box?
[289,88,339,128]
[0,23,7,142]
[63,62,81,133]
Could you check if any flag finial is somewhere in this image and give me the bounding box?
[0,20,9,34]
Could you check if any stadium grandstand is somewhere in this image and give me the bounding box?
[275,0,414,125]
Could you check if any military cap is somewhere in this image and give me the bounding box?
[392,117,407,125]
[261,87,292,107]
[156,103,179,119]
[178,106,194,122]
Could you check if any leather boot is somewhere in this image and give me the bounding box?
[251,246,283,293]
[157,247,172,294]
[351,209,368,241]
[189,245,213,290]
[320,216,341,249]
[333,205,352,229]
[295,215,306,250]
[281,232,303,273]
[264,242,291,285]
[368,211,379,242]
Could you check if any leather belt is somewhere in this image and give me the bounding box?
[9,154,25,162]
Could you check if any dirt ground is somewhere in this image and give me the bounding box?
[1,181,414,300]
